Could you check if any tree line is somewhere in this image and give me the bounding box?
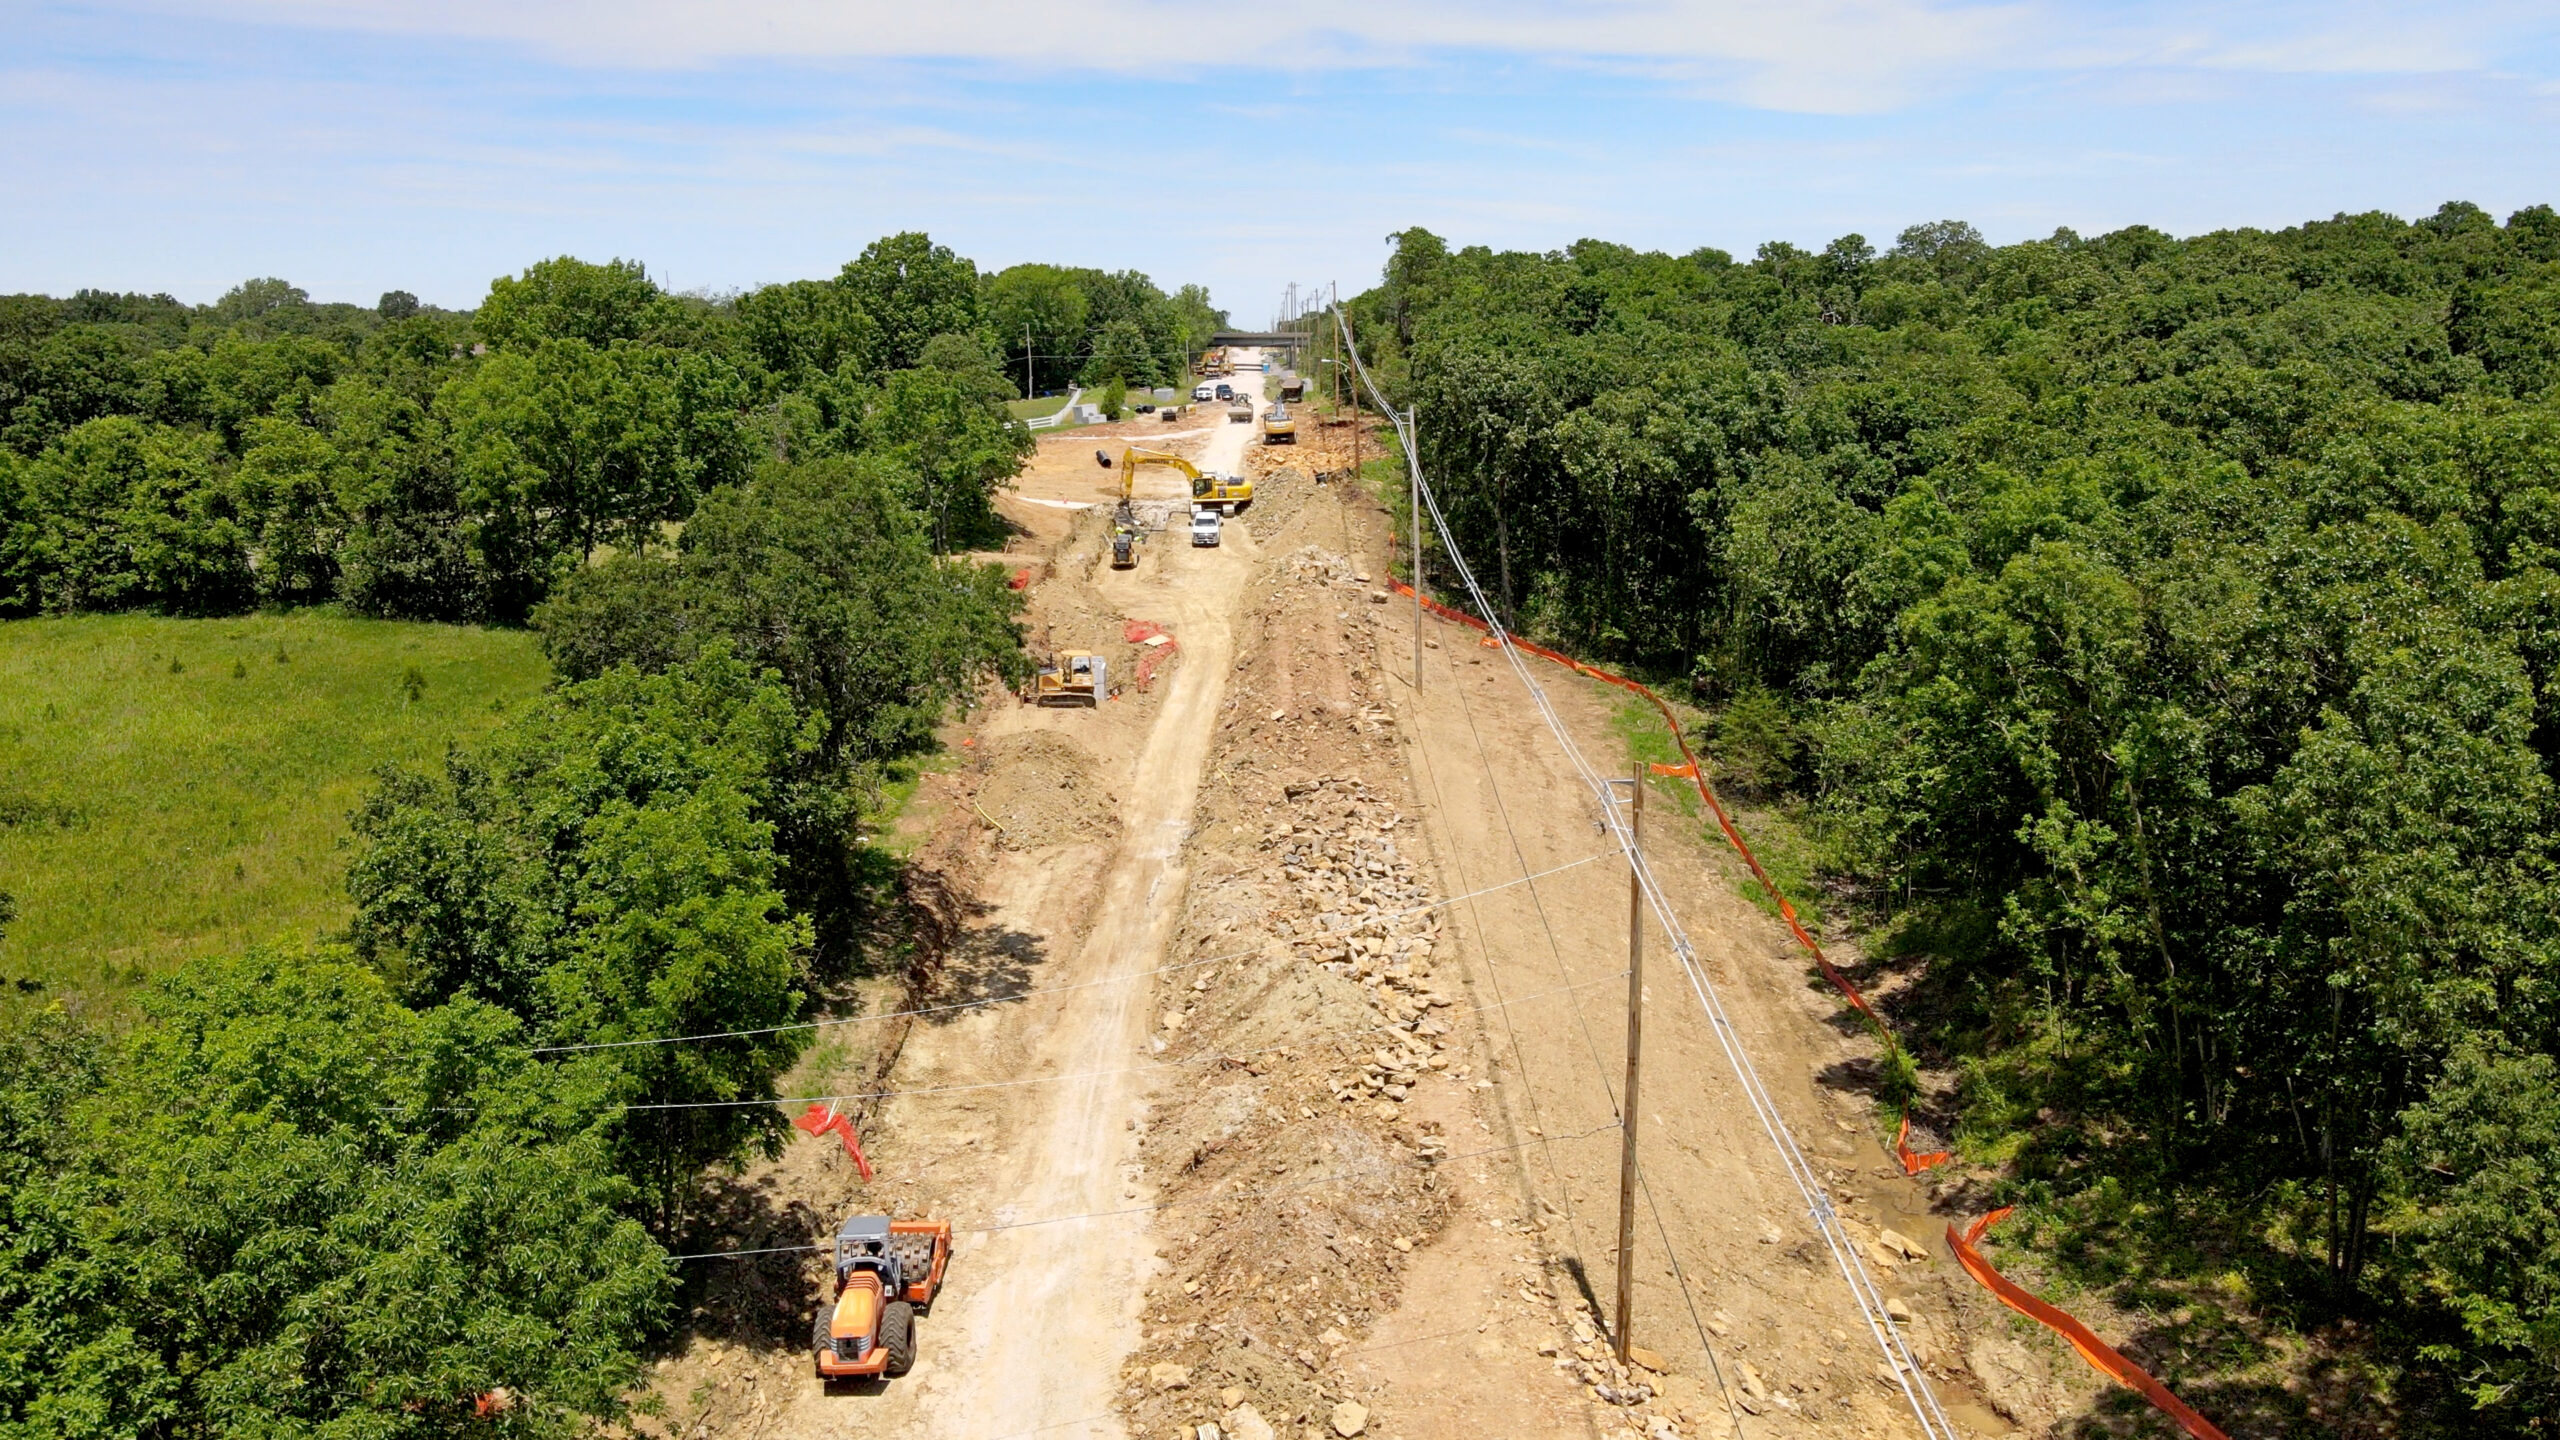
[1349,204,2560,1425]
[0,234,1227,619]
[0,232,1189,1436]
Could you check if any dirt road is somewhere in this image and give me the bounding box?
[892,359,1271,1438]
[645,367,2068,1440]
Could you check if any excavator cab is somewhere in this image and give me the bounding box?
[1190,472,1254,512]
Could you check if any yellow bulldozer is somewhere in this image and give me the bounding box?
[1033,651,1104,706]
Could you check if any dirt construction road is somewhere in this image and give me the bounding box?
[647,361,2078,1440]
[897,362,1270,1438]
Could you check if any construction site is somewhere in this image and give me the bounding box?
[625,347,2103,1440]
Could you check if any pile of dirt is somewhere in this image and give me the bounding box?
[1119,770,1463,1440]
[1113,472,1489,1438]
[1277,543,1359,585]
[971,731,1118,849]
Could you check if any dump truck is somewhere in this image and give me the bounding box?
[1227,396,1254,423]
[1280,378,1305,403]
[813,1216,951,1381]
[1262,403,1296,444]
[1033,651,1104,706]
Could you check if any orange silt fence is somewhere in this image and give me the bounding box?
[1947,1211,2230,1440]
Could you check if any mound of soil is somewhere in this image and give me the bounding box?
[972,732,1119,849]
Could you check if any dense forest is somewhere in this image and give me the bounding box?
[0,239,1225,616]
[1347,203,2560,1425]
[0,236,1217,1438]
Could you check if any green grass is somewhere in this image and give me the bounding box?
[0,612,549,1003]
[1005,394,1073,421]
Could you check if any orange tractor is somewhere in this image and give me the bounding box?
[813,1216,952,1380]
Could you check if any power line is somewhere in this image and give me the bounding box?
[527,851,1613,1056]
[666,1123,1620,1262]
[420,972,1623,1118]
[1405,527,1748,1439]
[1330,306,1958,1440]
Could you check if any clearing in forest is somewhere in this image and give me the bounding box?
[0,612,548,1001]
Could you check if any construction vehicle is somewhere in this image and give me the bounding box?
[1196,346,1228,378]
[1118,446,1252,513]
[1228,395,1254,423]
[1280,378,1305,403]
[813,1216,952,1381]
[1033,651,1104,705]
[1262,403,1296,444]
[1109,499,1143,567]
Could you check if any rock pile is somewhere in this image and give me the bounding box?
[1258,777,1459,1115]
[1280,546,1356,585]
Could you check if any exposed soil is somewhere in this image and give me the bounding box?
[636,365,2102,1440]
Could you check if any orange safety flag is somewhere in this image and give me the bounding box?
[1124,620,1178,690]
[794,1103,876,1181]
[1896,1116,1951,1175]
[1948,1211,2230,1440]
[1648,761,1697,778]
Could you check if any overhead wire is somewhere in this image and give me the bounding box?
[1331,306,1958,1440]
[527,851,1613,1055]
[425,972,1624,1117]
[665,1123,1621,1262]
[1404,473,1749,1440]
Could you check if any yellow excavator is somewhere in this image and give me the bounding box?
[1117,446,1252,515]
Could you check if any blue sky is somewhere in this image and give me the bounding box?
[4,1,2557,320]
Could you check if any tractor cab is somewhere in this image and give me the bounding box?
[836,1216,905,1294]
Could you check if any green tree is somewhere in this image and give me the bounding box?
[1085,317,1150,389]
[838,233,978,373]
[734,278,884,387]
[0,957,677,1440]
[865,364,1032,551]
[982,263,1091,396]
[348,648,815,1224]
[475,256,671,352]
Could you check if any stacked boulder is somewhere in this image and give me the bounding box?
[1259,777,1456,1122]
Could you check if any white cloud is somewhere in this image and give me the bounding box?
[120,0,2036,113]
[116,0,2560,117]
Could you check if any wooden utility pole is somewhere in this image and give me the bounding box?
[1614,760,1645,1363]
[1343,290,1359,488]
[1409,407,1424,693]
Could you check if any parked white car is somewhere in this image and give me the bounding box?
[1190,508,1222,547]
[1192,384,1216,401]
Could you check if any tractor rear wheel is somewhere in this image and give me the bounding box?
[812,1305,832,1376]
[881,1300,916,1376]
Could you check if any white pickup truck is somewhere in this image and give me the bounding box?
[1190,508,1223,547]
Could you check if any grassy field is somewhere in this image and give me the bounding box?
[0,612,549,1005]
[1005,394,1072,421]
